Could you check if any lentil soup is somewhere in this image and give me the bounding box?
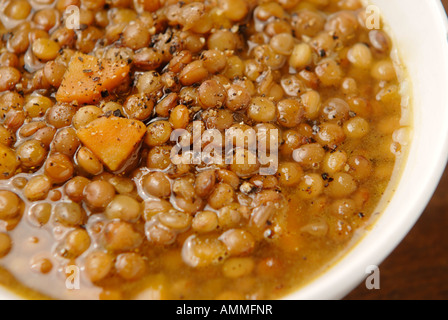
[0,0,410,300]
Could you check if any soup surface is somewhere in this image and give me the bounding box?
[0,0,409,300]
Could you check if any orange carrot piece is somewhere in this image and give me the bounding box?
[56,53,130,104]
[76,116,146,171]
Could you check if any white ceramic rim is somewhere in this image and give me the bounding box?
[284,0,448,300]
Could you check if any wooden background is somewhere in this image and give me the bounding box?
[344,0,448,300]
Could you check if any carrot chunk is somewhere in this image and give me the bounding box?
[76,116,146,171]
[56,53,130,104]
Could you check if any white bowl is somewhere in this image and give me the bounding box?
[285,0,448,300]
[1,0,448,301]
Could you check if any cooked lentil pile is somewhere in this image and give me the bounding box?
[0,0,408,300]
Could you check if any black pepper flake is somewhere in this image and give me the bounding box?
[319,49,326,57]
[238,24,248,35]
[2,32,12,42]
[92,77,100,82]
[78,57,84,62]
[113,109,124,118]
[358,212,365,218]
[83,69,93,73]
[322,173,329,181]
[101,90,109,98]
[166,30,174,44]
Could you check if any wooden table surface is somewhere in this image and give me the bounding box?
[344,1,448,300]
